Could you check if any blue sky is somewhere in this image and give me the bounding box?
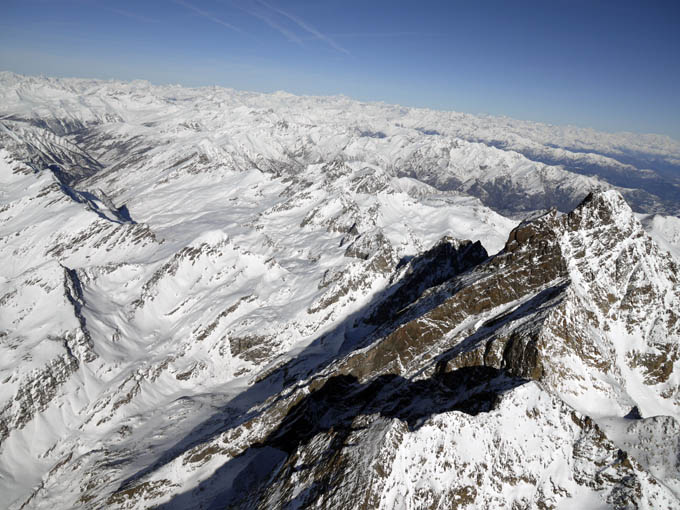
[2,0,679,139]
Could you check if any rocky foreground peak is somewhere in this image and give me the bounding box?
[60,190,676,510]
[575,188,634,220]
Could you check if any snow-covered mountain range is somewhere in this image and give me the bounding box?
[1,72,679,509]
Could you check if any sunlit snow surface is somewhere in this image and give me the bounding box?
[1,73,679,509]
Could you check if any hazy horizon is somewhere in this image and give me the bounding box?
[2,1,679,139]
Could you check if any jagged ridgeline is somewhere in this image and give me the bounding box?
[1,73,679,510]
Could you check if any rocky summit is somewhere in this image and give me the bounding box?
[1,74,679,510]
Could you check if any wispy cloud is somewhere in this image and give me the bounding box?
[174,0,244,34]
[250,0,349,55]
[331,31,442,39]
[237,4,303,45]
[299,31,442,42]
[106,7,160,24]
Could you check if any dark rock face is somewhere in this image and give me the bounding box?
[226,368,526,509]
[332,190,679,407]
[365,237,488,327]
[625,406,643,420]
[338,208,568,382]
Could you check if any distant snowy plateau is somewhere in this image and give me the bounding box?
[1,72,680,509]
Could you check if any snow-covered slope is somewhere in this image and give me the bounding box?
[637,213,680,262]
[1,73,679,509]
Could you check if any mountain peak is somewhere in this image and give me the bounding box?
[569,189,635,229]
